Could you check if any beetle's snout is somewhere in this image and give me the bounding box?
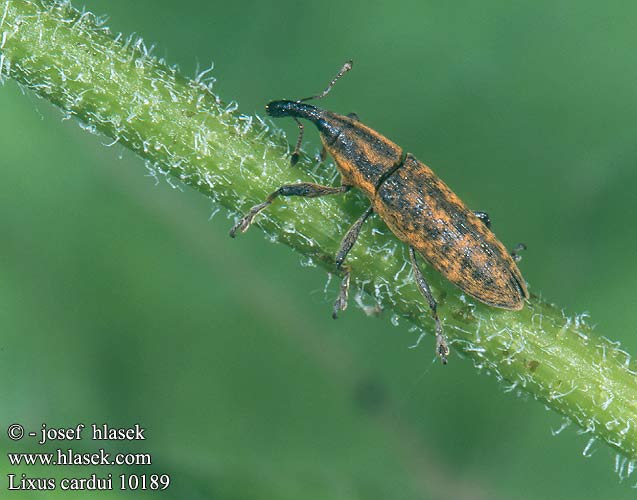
[265,100,323,125]
[265,100,295,118]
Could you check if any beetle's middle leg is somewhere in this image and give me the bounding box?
[332,205,373,319]
[230,183,351,237]
[408,246,450,364]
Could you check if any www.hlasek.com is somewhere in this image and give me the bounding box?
[6,422,170,492]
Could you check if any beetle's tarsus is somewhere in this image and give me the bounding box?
[230,183,350,237]
[409,246,449,364]
[229,201,271,237]
[332,270,350,319]
[291,118,304,166]
[437,336,450,365]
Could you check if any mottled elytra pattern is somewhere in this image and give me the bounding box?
[313,106,527,310]
[375,154,528,309]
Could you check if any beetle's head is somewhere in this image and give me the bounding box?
[265,100,297,118]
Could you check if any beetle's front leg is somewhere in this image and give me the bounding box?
[229,183,351,237]
[408,246,449,364]
[332,206,373,318]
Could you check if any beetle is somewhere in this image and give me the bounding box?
[230,61,528,364]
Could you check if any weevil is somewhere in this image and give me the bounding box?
[230,61,528,364]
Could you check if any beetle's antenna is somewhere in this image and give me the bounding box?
[299,60,353,103]
[290,118,304,166]
[289,60,352,164]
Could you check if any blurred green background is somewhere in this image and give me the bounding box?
[1,0,637,498]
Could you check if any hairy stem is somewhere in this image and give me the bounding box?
[2,0,636,463]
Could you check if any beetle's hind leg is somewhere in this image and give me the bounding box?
[408,247,450,364]
[229,183,351,237]
[332,206,374,319]
[510,243,527,262]
[474,211,527,263]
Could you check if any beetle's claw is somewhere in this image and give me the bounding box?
[436,336,450,365]
[332,292,348,319]
[229,214,253,238]
[331,301,342,319]
[230,201,272,238]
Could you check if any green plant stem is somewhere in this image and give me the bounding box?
[2,0,637,462]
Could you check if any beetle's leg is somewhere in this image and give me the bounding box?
[290,118,304,166]
[332,206,374,319]
[474,212,527,263]
[474,211,491,229]
[230,183,351,237]
[510,243,527,262]
[319,145,327,163]
[347,112,360,121]
[474,211,526,261]
[408,246,449,365]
